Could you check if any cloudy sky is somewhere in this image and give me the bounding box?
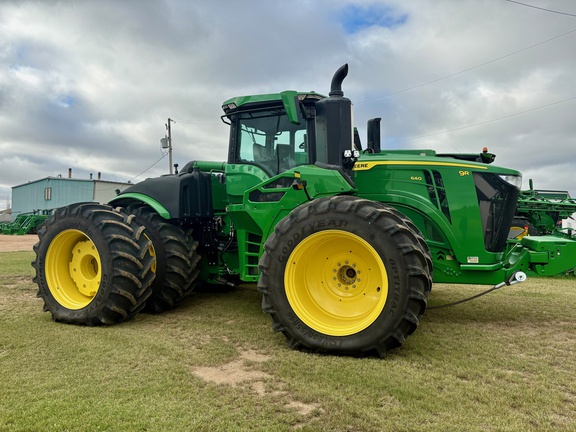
[1,0,575,211]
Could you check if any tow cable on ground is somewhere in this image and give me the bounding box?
[427,271,527,310]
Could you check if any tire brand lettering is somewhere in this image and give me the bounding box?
[278,219,348,262]
[285,311,342,348]
[388,259,401,314]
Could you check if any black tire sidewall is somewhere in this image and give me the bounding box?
[124,205,169,286]
[122,204,200,311]
[36,213,119,323]
[264,199,416,353]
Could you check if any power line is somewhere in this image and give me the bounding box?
[389,95,576,144]
[358,27,576,104]
[115,118,222,185]
[505,0,576,17]
[127,152,168,183]
[171,118,224,126]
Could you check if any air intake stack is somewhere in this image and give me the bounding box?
[314,64,357,175]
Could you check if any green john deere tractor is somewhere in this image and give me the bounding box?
[32,64,576,356]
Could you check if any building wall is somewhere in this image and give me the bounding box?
[12,177,133,215]
[12,178,94,215]
[93,181,132,204]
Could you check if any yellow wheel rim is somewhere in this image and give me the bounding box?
[144,233,157,274]
[45,229,102,310]
[285,230,388,336]
[510,225,528,239]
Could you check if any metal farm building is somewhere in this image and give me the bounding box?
[11,175,131,216]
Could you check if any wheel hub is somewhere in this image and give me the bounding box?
[335,262,359,288]
[69,240,101,297]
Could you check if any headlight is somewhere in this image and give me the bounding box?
[499,174,522,190]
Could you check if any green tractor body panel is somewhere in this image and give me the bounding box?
[519,236,576,276]
[353,151,576,282]
[225,164,356,281]
[353,151,524,284]
[222,90,325,125]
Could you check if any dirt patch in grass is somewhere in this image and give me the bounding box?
[193,349,272,386]
[0,235,38,252]
[192,348,322,417]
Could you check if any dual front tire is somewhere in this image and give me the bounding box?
[33,202,200,325]
[32,203,155,325]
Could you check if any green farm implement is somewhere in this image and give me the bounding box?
[1,211,51,235]
[512,179,576,238]
[32,65,576,356]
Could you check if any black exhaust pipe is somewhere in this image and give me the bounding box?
[329,64,349,97]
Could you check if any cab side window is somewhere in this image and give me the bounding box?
[236,109,309,176]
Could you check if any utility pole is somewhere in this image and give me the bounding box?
[166,118,174,174]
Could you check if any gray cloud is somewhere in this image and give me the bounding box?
[1,0,575,209]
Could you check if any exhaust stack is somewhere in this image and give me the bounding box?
[314,64,356,177]
[329,63,348,97]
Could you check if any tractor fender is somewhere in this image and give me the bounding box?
[109,193,171,219]
[109,170,213,220]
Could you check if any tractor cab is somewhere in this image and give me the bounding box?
[221,64,358,206]
[222,92,322,178]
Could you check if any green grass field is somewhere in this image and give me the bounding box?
[1,250,575,431]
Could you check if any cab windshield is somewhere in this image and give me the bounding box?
[236,108,309,176]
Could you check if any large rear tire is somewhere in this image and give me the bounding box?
[32,203,155,325]
[258,196,432,357]
[122,204,200,312]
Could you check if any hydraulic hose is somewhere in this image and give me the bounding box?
[428,271,527,310]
